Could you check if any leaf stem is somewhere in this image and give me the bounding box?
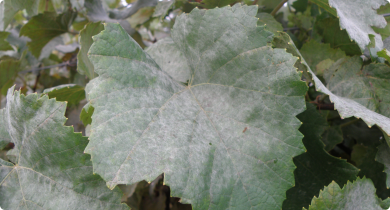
[271,0,288,16]
[340,118,360,128]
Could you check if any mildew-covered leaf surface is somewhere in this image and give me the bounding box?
[85,4,307,210]
[0,87,127,210]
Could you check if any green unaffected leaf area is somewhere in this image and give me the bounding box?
[146,37,191,83]
[0,109,11,149]
[20,10,77,58]
[0,87,127,209]
[85,5,308,209]
[77,21,104,79]
[282,103,358,210]
[306,178,386,210]
[323,56,390,119]
[328,0,387,52]
[321,126,343,151]
[300,40,346,72]
[43,84,86,107]
[80,103,94,126]
[309,0,337,17]
[0,32,13,51]
[275,31,390,137]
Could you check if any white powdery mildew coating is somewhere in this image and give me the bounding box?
[329,0,387,51]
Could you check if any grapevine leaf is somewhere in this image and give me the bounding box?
[153,0,175,18]
[328,0,387,52]
[0,0,18,31]
[274,32,390,137]
[323,56,390,119]
[306,178,386,210]
[0,32,13,51]
[300,40,346,72]
[321,126,343,151]
[378,49,390,62]
[352,143,390,199]
[145,37,191,83]
[80,103,94,126]
[0,59,21,95]
[43,84,86,107]
[20,10,77,58]
[0,87,128,210]
[292,0,308,13]
[127,7,154,28]
[308,0,337,17]
[315,17,362,56]
[85,5,308,209]
[376,141,390,188]
[257,13,283,34]
[77,21,104,79]
[0,110,11,150]
[191,0,237,9]
[282,103,358,210]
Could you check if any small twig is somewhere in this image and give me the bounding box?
[340,118,360,128]
[271,0,288,16]
[19,61,77,74]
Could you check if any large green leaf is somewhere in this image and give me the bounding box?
[306,178,386,210]
[376,141,390,188]
[145,37,191,83]
[77,21,104,79]
[282,103,358,210]
[85,5,308,209]
[323,56,390,119]
[257,13,283,34]
[328,0,387,52]
[273,32,390,137]
[20,10,77,58]
[0,87,127,209]
[0,32,13,51]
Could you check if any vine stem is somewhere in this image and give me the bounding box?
[271,0,288,16]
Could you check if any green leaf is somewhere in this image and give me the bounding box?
[282,103,358,210]
[309,0,337,17]
[306,178,386,210]
[300,40,346,72]
[257,13,283,34]
[321,126,343,151]
[0,87,128,210]
[10,0,40,16]
[77,21,104,79]
[153,0,175,18]
[292,0,308,13]
[0,32,13,51]
[145,37,191,83]
[0,59,21,94]
[43,84,86,107]
[80,103,94,126]
[275,32,390,137]
[328,0,387,52]
[191,0,237,9]
[315,17,362,56]
[352,143,390,199]
[376,141,390,188]
[377,48,390,62]
[323,56,390,119]
[20,10,77,58]
[86,5,308,209]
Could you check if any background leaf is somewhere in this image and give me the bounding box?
[0,87,128,210]
[44,84,86,107]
